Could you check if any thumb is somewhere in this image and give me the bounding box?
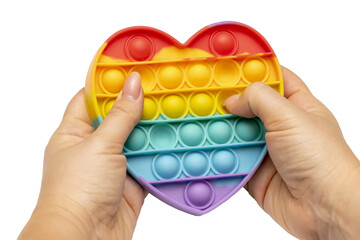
[222,79,311,132]
[94,72,144,150]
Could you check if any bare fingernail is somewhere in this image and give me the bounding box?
[222,94,240,107]
[121,72,141,101]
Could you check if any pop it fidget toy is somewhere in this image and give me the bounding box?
[85,21,284,215]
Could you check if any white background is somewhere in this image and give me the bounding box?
[1,1,359,239]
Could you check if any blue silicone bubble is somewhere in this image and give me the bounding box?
[127,144,266,181]
[178,122,206,147]
[182,151,210,177]
[206,119,234,144]
[152,153,181,179]
[210,149,239,174]
[124,127,148,151]
[235,118,261,141]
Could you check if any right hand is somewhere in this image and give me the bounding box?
[223,67,360,239]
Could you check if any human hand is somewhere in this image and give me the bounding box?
[223,67,360,239]
[19,72,146,240]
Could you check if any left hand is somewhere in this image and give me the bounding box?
[19,72,146,240]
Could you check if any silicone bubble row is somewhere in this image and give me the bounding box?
[123,30,251,61]
[96,65,162,94]
[96,58,270,95]
[97,89,237,120]
[123,118,263,152]
[152,149,240,180]
[151,149,241,210]
[141,89,241,120]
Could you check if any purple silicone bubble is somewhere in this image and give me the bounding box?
[184,181,215,209]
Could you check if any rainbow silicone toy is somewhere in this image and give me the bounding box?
[85,21,283,215]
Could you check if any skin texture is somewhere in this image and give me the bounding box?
[19,72,147,240]
[223,67,360,239]
[19,68,360,240]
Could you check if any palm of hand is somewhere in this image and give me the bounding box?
[234,68,356,239]
[39,90,146,240]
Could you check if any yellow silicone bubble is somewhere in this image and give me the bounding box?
[213,60,240,86]
[161,94,187,119]
[100,68,126,93]
[158,64,184,89]
[141,96,159,120]
[102,99,116,117]
[186,62,212,88]
[129,66,156,92]
[242,58,268,82]
[189,92,216,117]
[216,90,240,114]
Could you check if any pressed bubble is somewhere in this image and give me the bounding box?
[149,124,177,149]
[213,60,240,86]
[130,66,156,92]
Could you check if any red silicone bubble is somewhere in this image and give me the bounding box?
[126,35,154,61]
[210,30,238,56]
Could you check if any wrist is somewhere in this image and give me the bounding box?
[329,163,360,239]
[315,157,360,239]
[19,196,96,240]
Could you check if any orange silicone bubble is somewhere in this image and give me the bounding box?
[158,64,185,89]
[185,62,212,88]
[242,58,269,83]
[129,65,156,92]
[213,60,240,86]
[100,68,126,94]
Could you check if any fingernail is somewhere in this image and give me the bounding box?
[222,94,240,107]
[121,72,141,101]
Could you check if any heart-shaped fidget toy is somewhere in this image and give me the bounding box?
[85,21,283,215]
